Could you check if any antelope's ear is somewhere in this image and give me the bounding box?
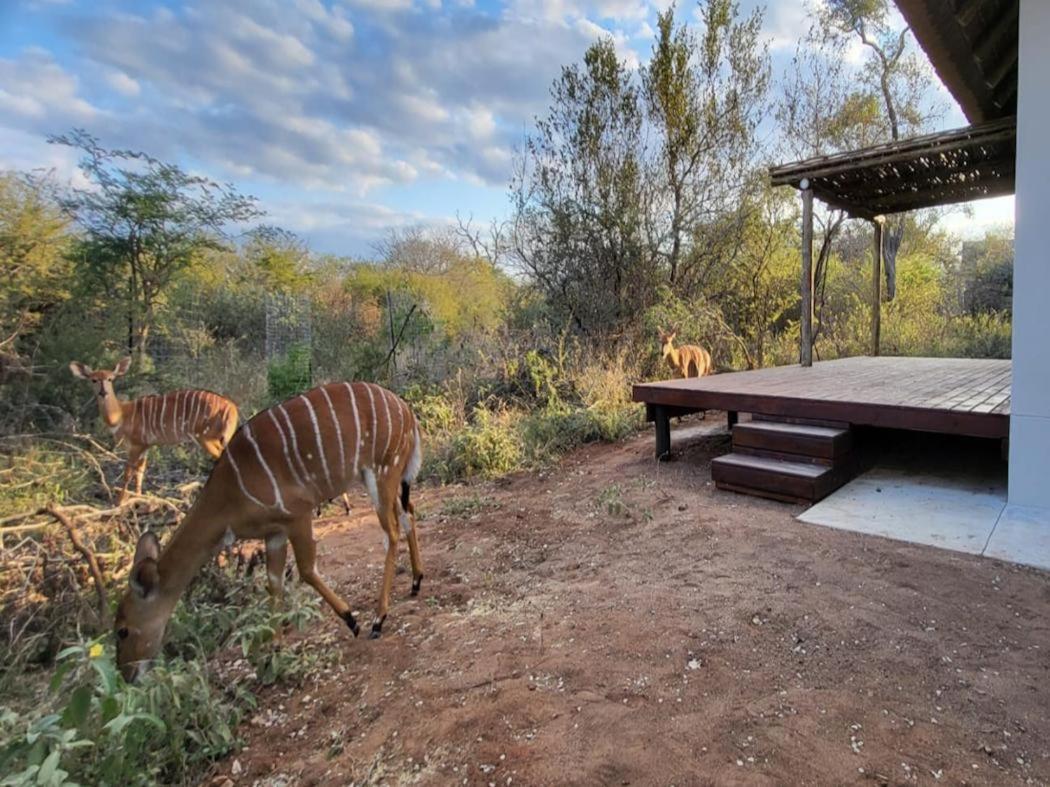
[129,531,160,598]
[113,357,132,377]
[69,361,92,379]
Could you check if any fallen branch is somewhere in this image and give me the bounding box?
[45,506,109,626]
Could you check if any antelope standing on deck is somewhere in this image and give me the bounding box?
[70,357,238,502]
[658,327,712,378]
[113,381,423,681]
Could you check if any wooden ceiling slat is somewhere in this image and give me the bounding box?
[769,117,1015,216]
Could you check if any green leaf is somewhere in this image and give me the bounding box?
[35,750,60,785]
[48,663,73,694]
[90,659,118,696]
[61,686,92,730]
[103,713,165,737]
[54,646,82,662]
[99,696,119,725]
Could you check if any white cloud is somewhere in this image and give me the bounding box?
[105,70,140,97]
[0,50,99,123]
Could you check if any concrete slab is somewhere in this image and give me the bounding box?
[984,504,1050,571]
[798,467,1007,556]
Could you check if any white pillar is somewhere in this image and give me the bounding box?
[1008,0,1050,506]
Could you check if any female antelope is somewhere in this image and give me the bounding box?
[114,381,423,682]
[70,357,238,502]
[657,327,713,378]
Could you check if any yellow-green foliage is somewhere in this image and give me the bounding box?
[345,256,511,340]
[405,257,511,337]
[0,174,73,338]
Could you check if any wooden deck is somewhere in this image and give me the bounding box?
[633,357,1011,458]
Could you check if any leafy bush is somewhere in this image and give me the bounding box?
[447,405,524,480]
[0,565,324,786]
[0,641,240,787]
[266,343,312,401]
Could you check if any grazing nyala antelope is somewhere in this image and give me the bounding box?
[70,357,238,503]
[657,327,713,378]
[114,381,423,682]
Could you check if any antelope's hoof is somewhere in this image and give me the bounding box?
[343,611,360,637]
[369,616,386,639]
[411,575,423,597]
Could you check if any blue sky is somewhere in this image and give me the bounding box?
[0,0,1013,257]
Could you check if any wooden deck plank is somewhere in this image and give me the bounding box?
[633,356,1010,440]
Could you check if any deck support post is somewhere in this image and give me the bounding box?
[727,410,738,429]
[800,181,815,367]
[653,406,671,460]
[872,216,884,356]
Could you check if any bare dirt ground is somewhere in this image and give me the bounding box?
[211,415,1050,786]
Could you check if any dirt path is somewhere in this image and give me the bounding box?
[214,417,1050,786]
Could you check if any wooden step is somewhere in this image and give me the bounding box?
[734,445,831,466]
[712,453,849,503]
[732,420,852,461]
[751,413,849,430]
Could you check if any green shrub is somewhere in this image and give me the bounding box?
[0,566,324,786]
[447,405,523,480]
[266,343,312,401]
[0,642,240,787]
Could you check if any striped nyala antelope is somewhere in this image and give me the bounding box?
[657,327,713,378]
[114,381,423,682]
[70,357,239,503]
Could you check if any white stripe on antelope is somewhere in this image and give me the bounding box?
[112,381,425,683]
[70,357,239,503]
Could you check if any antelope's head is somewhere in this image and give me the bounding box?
[114,531,168,683]
[657,327,677,358]
[69,356,131,402]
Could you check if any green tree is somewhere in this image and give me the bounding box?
[0,172,72,379]
[961,228,1013,316]
[512,38,656,336]
[49,130,262,364]
[243,226,313,292]
[643,0,770,290]
[816,0,942,299]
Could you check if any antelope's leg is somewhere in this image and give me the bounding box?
[370,489,401,639]
[287,519,359,637]
[401,501,424,596]
[265,534,288,612]
[133,451,148,495]
[119,446,142,502]
[341,493,352,516]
